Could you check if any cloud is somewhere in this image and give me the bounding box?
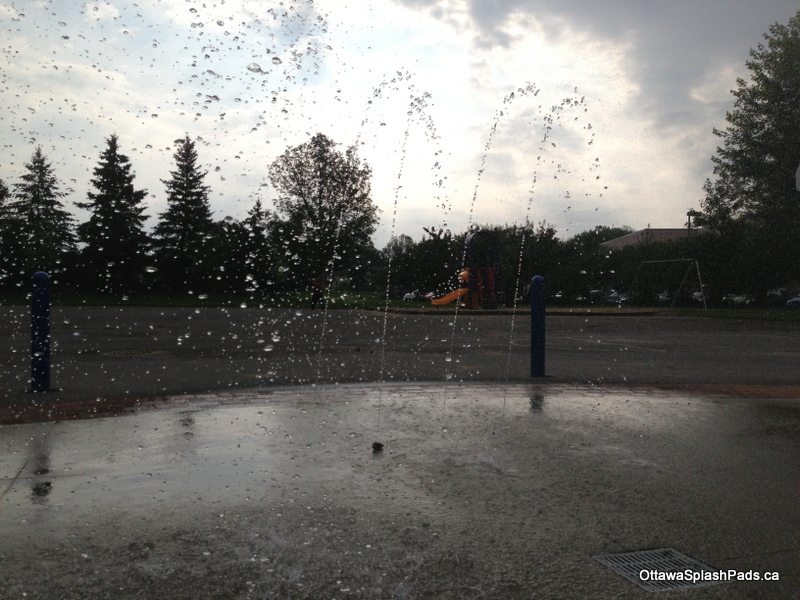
[84,2,119,21]
[370,0,800,241]
[0,3,19,18]
[394,0,799,128]
[0,0,341,224]
[3,0,798,250]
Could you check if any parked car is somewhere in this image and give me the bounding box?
[767,287,788,299]
[766,287,791,306]
[605,290,629,305]
[722,294,754,306]
[786,295,800,307]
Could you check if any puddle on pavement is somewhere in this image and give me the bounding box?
[1,384,796,535]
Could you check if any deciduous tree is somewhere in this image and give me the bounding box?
[701,11,800,228]
[268,133,377,288]
[700,11,800,292]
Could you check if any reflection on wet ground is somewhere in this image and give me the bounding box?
[1,383,798,598]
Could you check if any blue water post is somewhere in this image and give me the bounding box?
[530,275,545,377]
[31,271,51,393]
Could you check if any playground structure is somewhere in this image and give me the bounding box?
[625,258,707,310]
[431,230,498,309]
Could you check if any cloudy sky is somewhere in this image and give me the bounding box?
[1,0,797,246]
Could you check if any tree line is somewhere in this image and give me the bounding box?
[0,133,381,298]
[384,216,800,307]
[0,130,651,305]
[0,130,796,306]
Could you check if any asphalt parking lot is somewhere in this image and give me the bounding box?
[2,306,800,409]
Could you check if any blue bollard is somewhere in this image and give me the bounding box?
[530,275,545,377]
[31,271,51,393]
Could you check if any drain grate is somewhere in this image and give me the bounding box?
[595,547,722,592]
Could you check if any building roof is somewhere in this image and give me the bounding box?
[600,228,701,249]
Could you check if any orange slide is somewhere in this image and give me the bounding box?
[430,287,469,306]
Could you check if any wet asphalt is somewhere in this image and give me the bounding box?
[0,307,799,598]
[1,306,800,405]
[1,384,798,598]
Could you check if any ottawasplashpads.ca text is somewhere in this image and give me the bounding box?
[640,570,780,583]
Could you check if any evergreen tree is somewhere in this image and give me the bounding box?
[243,198,275,294]
[206,216,249,294]
[0,179,8,212]
[76,134,149,293]
[153,136,214,290]
[10,147,75,278]
[0,178,17,287]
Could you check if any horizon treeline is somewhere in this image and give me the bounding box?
[0,135,797,306]
[0,134,383,297]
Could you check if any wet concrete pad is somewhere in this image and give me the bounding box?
[1,383,798,598]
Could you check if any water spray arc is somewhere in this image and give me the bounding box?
[501,90,597,393]
[313,72,449,390]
